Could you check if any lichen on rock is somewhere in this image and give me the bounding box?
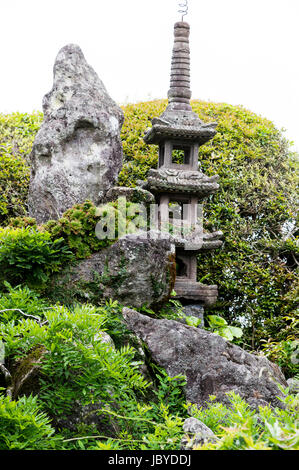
[28,44,124,223]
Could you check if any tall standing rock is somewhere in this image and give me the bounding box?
[28,44,124,223]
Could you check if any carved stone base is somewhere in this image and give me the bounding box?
[174,279,218,306]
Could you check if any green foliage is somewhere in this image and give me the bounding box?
[0,394,57,450]
[187,391,299,450]
[0,286,186,450]
[118,100,298,350]
[259,309,299,378]
[43,199,147,259]
[0,103,298,450]
[0,282,48,324]
[0,285,298,451]
[207,314,243,341]
[0,227,73,288]
[262,339,299,379]
[0,112,42,225]
[0,104,296,348]
[43,200,112,259]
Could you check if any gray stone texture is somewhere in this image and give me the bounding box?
[182,304,205,328]
[28,44,124,223]
[104,186,155,205]
[122,308,288,409]
[181,417,216,449]
[61,231,176,309]
[287,377,299,394]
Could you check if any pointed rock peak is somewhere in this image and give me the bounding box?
[29,44,124,223]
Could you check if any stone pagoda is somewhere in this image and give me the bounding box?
[143,21,223,309]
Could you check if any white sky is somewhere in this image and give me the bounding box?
[0,0,298,151]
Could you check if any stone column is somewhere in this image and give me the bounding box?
[168,22,192,111]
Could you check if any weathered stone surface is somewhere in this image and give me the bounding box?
[182,304,204,328]
[104,186,155,205]
[145,168,219,196]
[28,44,124,223]
[57,231,176,309]
[122,308,288,409]
[174,279,218,306]
[53,399,119,435]
[9,346,47,399]
[181,417,216,449]
[287,377,299,394]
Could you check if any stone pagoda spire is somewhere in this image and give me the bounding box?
[143,19,223,310]
[144,21,217,147]
[168,21,192,112]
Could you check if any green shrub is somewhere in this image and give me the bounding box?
[0,285,298,451]
[0,227,73,288]
[0,102,297,349]
[0,394,57,450]
[0,112,42,225]
[0,286,187,449]
[187,391,299,450]
[118,100,298,351]
[262,338,299,379]
[44,199,147,259]
[0,283,49,324]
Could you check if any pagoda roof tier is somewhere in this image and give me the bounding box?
[144,109,217,145]
[145,168,219,196]
[173,230,223,252]
[174,279,218,306]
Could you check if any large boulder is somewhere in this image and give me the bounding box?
[122,308,288,409]
[28,44,124,223]
[54,231,176,310]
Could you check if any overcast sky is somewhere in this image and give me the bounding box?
[1,0,298,151]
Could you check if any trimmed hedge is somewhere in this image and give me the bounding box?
[0,101,297,352]
[0,112,42,224]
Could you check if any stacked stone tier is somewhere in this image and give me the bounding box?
[174,279,218,306]
[143,120,217,145]
[145,168,219,196]
[173,230,223,252]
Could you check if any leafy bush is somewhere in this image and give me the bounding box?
[187,391,299,450]
[0,286,187,450]
[0,285,298,450]
[0,227,73,288]
[0,283,49,324]
[0,112,42,225]
[0,394,57,450]
[207,314,243,341]
[262,339,299,379]
[0,103,297,348]
[43,199,147,259]
[118,100,298,350]
[0,107,297,337]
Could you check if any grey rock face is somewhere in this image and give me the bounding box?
[182,304,205,328]
[53,399,119,435]
[58,231,176,309]
[104,186,155,205]
[122,308,288,409]
[287,377,299,394]
[28,44,124,223]
[181,417,216,449]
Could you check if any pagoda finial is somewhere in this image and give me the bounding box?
[178,0,189,22]
[167,21,192,112]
